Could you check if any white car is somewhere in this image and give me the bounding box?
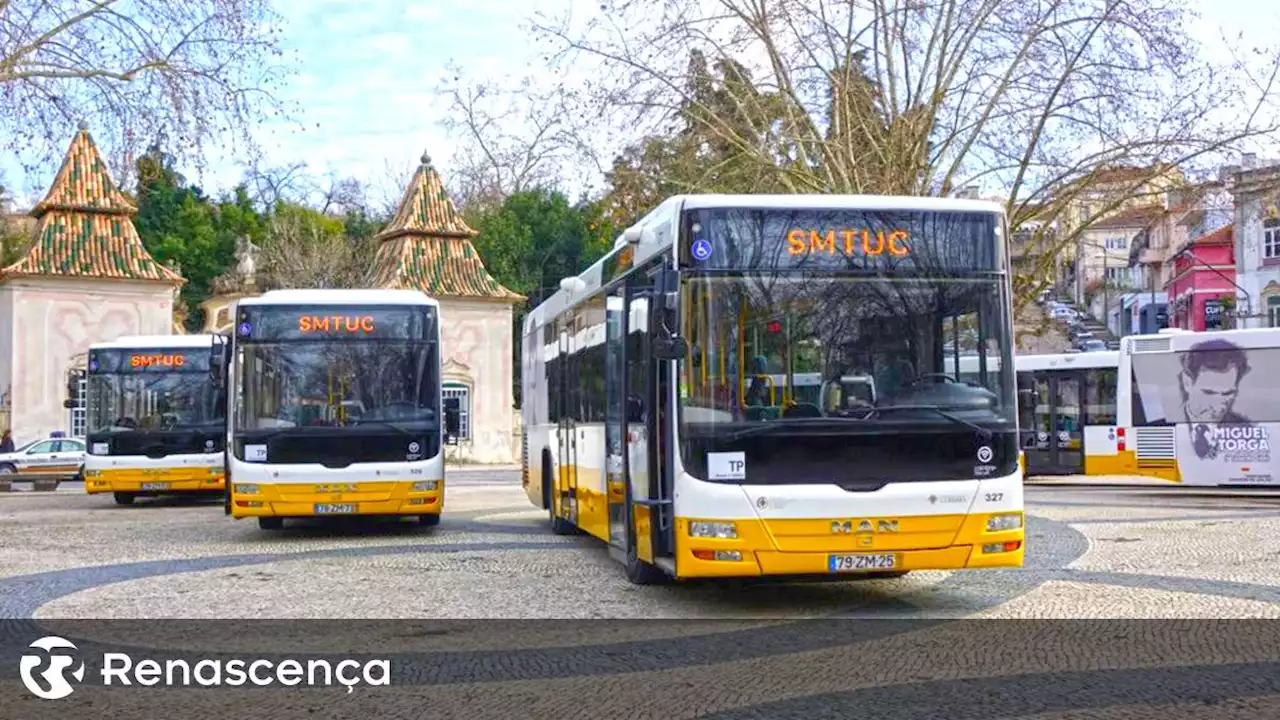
[0,435,86,480]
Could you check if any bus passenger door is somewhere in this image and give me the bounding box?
[556,323,578,525]
[1026,370,1085,474]
[605,288,627,547]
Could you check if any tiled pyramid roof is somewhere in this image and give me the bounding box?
[372,152,523,303]
[2,123,183,285]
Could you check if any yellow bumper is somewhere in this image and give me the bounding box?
[672,512,1025,579]
[229,480,444,518]
[84,468,225,494]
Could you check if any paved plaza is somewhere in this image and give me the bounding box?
[2,469,1280,619]
[3,470,1280,717]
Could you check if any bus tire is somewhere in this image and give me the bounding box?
[258,517,284,530]
[417,513,440,527]
[113,492,135,506]
[544,452,576,535]
[624,540,667,585]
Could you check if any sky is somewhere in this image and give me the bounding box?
[1,0,1274,211]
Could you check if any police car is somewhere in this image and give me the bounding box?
[0,432,86,480]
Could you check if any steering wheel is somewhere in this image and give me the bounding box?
[910,373,957,387]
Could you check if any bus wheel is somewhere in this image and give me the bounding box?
[113,492,135,506]
[549,505,577,535]
[624,539,667,585]
[258,517,284,530]
[417,514,440,527]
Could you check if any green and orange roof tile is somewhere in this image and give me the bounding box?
[2,122,183,284]
[372,152,523,302]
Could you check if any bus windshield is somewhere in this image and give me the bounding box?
[677,207,1017,486]
[89,373,223,434]
[234,341,439,431]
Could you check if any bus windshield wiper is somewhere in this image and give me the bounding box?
[722,416,876,441]
[348,419,434,437]
[870,404,994,439]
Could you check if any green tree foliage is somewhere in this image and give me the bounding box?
[133,147,236,330]
[468,187,616,403]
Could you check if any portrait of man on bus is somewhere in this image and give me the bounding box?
[1177,338,1254,460]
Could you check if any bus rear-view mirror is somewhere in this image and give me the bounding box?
[63,398,76,409]
[653,335,688,360]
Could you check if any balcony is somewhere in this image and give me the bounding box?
[1137,248,1163,265]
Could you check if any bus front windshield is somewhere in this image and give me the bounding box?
[234,340,439,432]
[88,372,223,434]
[679,273,1018,485]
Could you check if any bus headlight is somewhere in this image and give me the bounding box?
[986,513,1023,532]
[689,521,737,538]
[412,480,438,492]
[234,484,259,494]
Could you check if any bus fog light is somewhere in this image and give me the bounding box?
[986,513,1022,532]
[234,484,259,494]
[411,480,438,492]
[690,521,737,538]
[984,541,1022,554]
[84,469,101,478]
[715,550,742,561]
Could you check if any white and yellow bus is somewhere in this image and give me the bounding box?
[220,289,461,530]
[520,194,1025,584]
[956,351,1120,476]
[1101,326,1280,486]
[81,335,228,505]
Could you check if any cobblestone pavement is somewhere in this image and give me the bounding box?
[3,470,1279,718]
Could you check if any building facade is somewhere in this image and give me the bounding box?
[0,123,183,445]
[1164,224,1236,331]
[1231,163,1280,328]
[370,153,525,464]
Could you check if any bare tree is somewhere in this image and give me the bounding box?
[240,161,312,209]
[435,62,601,214]
[0,0,294,184]
[526,0,1280,309]
[258,205,379,289]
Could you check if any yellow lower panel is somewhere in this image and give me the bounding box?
[229,480,443,518]
[674,513,1025,579]
[1084,450,1180,482]
[85,468,225,494]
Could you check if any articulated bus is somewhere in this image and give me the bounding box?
[80,335,227,505]
[219,289,461,530]
[956,351,1120,476]
[520,193,1026,584]
[1102,326,1280,487]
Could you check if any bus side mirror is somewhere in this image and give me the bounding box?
[444,398,461,445]
[63,399,77,409]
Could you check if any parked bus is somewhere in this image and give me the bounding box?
[520,194,1025,584]
[1101,326,1280,486]
[80,335,227,505]
[956,351,1119,476]
[219,289,461,530]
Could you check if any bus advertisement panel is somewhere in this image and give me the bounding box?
[1126,328,1280,486]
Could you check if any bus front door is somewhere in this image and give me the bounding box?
[1026,370,1085,475]
[556,324,578,526]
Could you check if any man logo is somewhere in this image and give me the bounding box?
[832,519,898,534]
[20,636,85,700]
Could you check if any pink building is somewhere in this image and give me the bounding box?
[1163,224,1236,330]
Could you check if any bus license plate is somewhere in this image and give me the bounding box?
[828,553,897,572]
[141,482,168,491]
[315,503,356,514]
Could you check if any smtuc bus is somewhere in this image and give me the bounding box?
[80,335,227,505]
[220,289,461,530]
[520,194,1025,584]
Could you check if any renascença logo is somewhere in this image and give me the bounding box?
[18,635,391,699]
[20,636,86,700]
